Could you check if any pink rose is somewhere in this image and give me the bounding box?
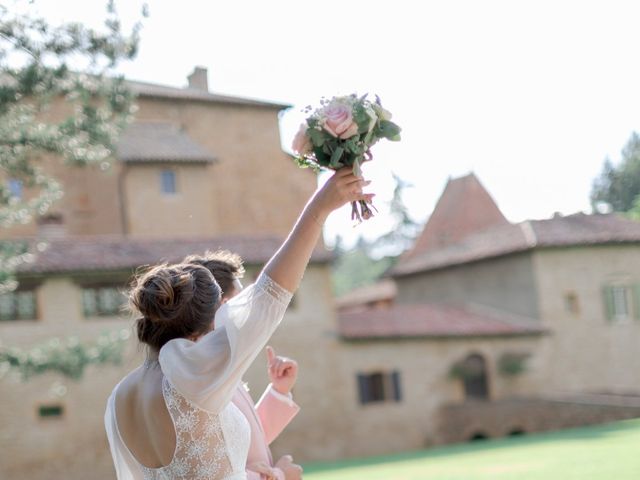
[292,124,312,155]
[322,102,359,139]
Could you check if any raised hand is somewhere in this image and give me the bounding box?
[275,455,303,480]
[266,346,298,395]
[309,167,374,218]
[247,461,278,480]
[263,167,373,294]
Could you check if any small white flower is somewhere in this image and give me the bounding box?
[204,417,221,437]
[186,441,207,459]
[170,458,190,476]
[175,411,197,431]
[196,463,217,478]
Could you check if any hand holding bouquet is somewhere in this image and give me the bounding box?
[292,94,401,222]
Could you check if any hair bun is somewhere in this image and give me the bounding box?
[129,263,222,351]
[131,265,195,324]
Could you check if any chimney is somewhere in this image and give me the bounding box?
[187,66,209,91]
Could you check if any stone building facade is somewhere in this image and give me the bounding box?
[2,67,640,479]
[328,173,640,457]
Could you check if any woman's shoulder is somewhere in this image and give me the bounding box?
[111,364,156,402]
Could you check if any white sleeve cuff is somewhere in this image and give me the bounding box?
[268,384,295,406]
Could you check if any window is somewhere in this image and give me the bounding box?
[0,290,37,321]
[603,284,637,322]
[469,432,489,442]
[612,286,630,320]
[356,370,402,405]
[82,286,125,317]
[457,354,490,401]
[564,291,580,315]
[7,178,23,199]
[160,170,177,194]
[38,404,64,419]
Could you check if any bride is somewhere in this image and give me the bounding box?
[104,168,372,480]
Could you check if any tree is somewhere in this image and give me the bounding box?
[0,0,146,292]
[332,243,396,296]
[331,173,422,296]
[370,172,421,256]
[628,195,640,220]
[0,1,145,378]
[591,132,640,213]
[0,329,130,381]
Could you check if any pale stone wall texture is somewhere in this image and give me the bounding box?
[2,95,316,239]
[395,252,540,319]
[532,245,640,395]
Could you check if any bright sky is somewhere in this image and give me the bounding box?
[30,0,640,247]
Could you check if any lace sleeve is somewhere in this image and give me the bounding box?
[159,273,293,413]
[255,274,293,306]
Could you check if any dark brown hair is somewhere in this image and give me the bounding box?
[129,263,221,351]
[183,250,245,299]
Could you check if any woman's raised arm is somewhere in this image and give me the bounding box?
[262,167,373,293]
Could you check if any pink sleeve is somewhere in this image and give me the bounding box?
[246,470,262,480]
[255,384,301,445]
[247,466,284,480]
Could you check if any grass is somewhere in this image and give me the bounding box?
[302,418,640,480]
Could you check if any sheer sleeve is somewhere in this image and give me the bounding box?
[158,273,292,413]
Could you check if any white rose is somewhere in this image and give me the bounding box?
[373,103,392,121]
[365,105,378,133]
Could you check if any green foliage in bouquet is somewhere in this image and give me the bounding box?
[292,94,401,222]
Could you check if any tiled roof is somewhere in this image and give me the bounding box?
[127,80,291,110]
[392,213,640,277]
[335,280,397,310]
[117,123,215,163]
[402,173,509,261]
[338,303,545,339]
[14,235,332,274]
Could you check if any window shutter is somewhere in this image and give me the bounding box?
[633,284,640,321]
[391,370,402,402]
[357,374,370,405]
[602,285,614,322]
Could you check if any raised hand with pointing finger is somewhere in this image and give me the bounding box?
[266,346,298,396]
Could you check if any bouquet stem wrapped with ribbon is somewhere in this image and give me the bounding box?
[292,94,401,223]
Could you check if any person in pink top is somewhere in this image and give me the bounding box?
[184,251,303,480]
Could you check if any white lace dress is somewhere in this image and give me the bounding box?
[104,274,293,480]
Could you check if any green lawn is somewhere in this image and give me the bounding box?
[303,419,640,480]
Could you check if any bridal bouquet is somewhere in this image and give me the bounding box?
[292,94,401,222]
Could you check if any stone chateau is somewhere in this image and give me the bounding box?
[1,67,640,479]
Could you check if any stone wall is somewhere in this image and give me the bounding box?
[437,396,640,444]
[127,97,316,238]
[2,95,317,240]
[532,245,640,395]
[264,334,545,461]
[395,252,540,320]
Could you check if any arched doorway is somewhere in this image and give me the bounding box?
[461,353,489,400]
[469,432,489,442]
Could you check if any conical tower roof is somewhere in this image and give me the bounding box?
[403,173,509,260]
